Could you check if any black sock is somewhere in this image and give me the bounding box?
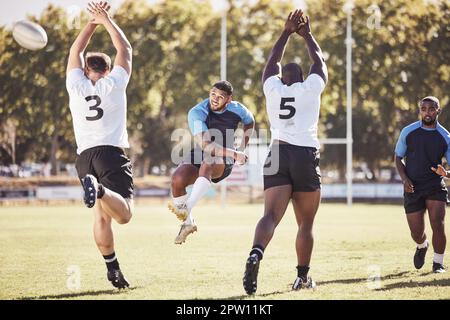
[249,245,265,261]
[297,265,310,279]
[103,252,120,271]
[97,184,105,199]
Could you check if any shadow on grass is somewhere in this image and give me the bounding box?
[317,271,412,286]
[211,289,293,300]
[375,277,450,291]
[207,271,415,300]
[18,286,139,300]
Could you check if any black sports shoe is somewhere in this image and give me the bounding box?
[82,174,97,208]
[413,245,428,269]
[432,262,447,273]
[292,276,316,290]
[107,269,130,289]
[243,255,260,295]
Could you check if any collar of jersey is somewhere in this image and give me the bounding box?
[420,122,439,131]
[207,102,229,114]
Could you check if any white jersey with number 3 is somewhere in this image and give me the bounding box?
[263,74,325,148]
[66,66,130,155]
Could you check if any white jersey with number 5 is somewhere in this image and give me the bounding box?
[66,66,130,155]
[263,74,325,148]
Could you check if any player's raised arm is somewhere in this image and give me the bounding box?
[67,23,97,73]
[87,1,132,75]
[296,15,328,84]
[262,10,303,84]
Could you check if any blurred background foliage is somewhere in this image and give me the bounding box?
[0,0,448,179]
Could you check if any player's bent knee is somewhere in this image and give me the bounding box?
[116,211,132,224]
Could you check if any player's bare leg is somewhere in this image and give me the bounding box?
[291,190,320,289]
[82,174,132,224]
[93,201,129,289]
[406,209,429,269]
[253,185,292,247]
[169,163,199,221]
[427,200,447,273]
[173,158,225,244]
[98,192,133,225]
[243,185,292,294]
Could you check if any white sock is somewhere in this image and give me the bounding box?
[172,194,188,206]
[417,239,429,249]
[186,177,211,212]
[433,253,444,265]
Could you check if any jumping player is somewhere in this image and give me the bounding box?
[169,80,255,244]
[243,10,327,294]
[66,1,133,288]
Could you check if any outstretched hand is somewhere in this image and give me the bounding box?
[297,15,311,37]
[87,1,111,25]
[431,164,447,177]
[284,9,303,34]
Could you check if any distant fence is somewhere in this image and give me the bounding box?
[0,183,406,203]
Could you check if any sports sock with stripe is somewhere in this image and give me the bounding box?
[250,245,265,260]
[103,252,120,271]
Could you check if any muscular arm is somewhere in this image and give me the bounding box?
[303,33,328,83]
[237,122,255,152]
[297,16,328,83]
[262,30,290,84]
[67,22,97,73]
[262,10,302,84]
[102,18,132,75]
[87,2,132,75]
[395,155,414,193]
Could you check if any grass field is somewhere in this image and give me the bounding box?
[0,202,449,300]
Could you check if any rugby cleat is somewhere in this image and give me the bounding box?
[82,174,98,208]
[432,262,447,273]
[413,244,428,269]
[174,222,197,244]
[243,255,260,295]
[107,269,130,289]
[292,276,316,290]
[168,202,189,222]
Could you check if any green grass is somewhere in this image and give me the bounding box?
[0,202,449,300]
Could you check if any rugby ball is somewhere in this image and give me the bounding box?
[12,20,48,51]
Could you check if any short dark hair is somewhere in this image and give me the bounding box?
[420,96,440,108]
[213,80,233,96]
[85,52,111,73]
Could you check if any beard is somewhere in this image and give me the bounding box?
[422,117,436,126]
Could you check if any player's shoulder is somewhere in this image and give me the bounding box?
[188,99,209,116]
[227,100,247,110]
[437,123,450,143]
[263,75,282,91]
[66,68,87,83]
[400,121,422,135]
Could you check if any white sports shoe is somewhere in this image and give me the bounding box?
[168,202,189,221]
[174,222,197,244]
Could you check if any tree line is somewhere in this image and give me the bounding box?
[0,0,448,179]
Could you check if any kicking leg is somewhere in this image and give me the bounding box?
[169,163,199,221]
[174,158,225,244]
